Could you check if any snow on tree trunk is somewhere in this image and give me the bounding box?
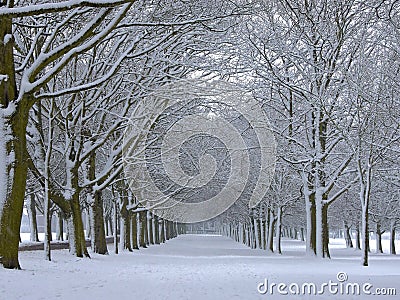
[315,190,324,258]
[119,214,125,251]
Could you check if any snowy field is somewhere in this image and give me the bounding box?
[1,234,400,300]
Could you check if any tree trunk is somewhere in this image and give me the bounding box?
[160,218,166,243]
[124,213,132,251]
[275,207,282,254]
[139,210,147,248]
[114,200,118,254]
[267,210,275,252]
[148,212,154,245]
[242,223,246,245]
[86,149,108,254]
[131,212,139,249]
[322,203,330,258]
[85,209,91,239]
[293,228,298,240]
[305,193,316,255]
[166,220,171,240]
[90,191,108,254]
[27,193,39,242]
[263,208,270,250]
[390,219,396,255]
[355,223,361,250]
[107,217,113,236]
[315,197,323,257]
[344,221,353,248]
[0,102,30,269]
[375,222,383,254]
[56,211,64,241]
[153,214,160,245]
[261,220,265,249]
[119,212,126,250]
[0,5,33,268]
[250,216,256,249]
[361,205,369,266]
[68,196,90,258]
[256,218,262,249]
[44,207,51,261]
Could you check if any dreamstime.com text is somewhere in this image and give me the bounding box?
[257,272,396,296]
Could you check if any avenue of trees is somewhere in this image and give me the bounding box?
[0,0,399,269]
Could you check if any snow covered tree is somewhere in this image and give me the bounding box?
[0,0,140,269]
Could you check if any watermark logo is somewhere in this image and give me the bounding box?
[123,79,276,223]
[257,272,396,296]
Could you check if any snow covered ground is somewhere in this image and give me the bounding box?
[1,234,400,300]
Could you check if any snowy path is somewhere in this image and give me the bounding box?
[1,234,400,300]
